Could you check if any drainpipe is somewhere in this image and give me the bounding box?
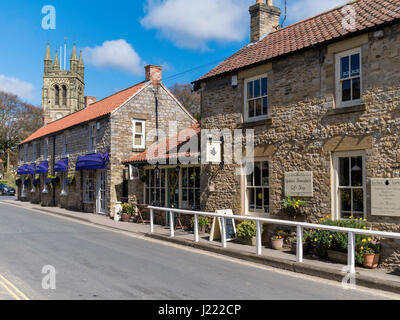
[52,135,56,207]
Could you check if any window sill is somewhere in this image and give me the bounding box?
[132,147,146,152]
[237,118,273,129]
[327,104,366,116]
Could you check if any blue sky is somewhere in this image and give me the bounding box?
[0,0,348,106]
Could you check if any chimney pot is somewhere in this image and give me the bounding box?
[250,0,281,42]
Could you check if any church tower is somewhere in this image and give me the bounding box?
[42,43,85,125]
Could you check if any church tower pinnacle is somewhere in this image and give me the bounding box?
[42,43,85,125]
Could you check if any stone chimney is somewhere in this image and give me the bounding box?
[249,0,281,43]
[145,65,163,84]
[85,96,97,108]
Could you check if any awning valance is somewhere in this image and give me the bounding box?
[76,152,109,171]
[26,164,36,174]
[54,158,68,172]
[36,161,49,174]
[17,164,29,175]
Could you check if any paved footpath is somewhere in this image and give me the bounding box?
[0,200,398,300]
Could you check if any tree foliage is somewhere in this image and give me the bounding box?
[169,83,200,120]
[0,90,43,168]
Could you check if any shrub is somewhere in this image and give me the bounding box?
[190,216,210,230]
[236,221,264,240]
[305,217,373,265]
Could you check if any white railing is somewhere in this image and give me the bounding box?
[148,206,400,274]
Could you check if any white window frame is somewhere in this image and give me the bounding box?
[333,151,367,220]
[244,158,270,216]
[43,138,49,160]
[244,74,269,123]
[83,171,95,204]
[133,119,146,149]
[60,172,68,196]
[335,47,362,108]
[89,123,97,154]
[62,134,69,157]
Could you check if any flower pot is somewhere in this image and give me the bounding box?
[121,215,130,222]
[327,250,348,264]
[291,242,310,255]
[363,254,380,269]
[237,237,257,246]
[271,238,283,250]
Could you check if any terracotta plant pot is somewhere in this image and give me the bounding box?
[271,238,283,250]
[121,214,130,222]
[363,254,380,269]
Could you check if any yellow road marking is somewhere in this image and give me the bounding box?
[0,274,29,300]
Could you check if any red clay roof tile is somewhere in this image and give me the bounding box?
[196,0,400,83]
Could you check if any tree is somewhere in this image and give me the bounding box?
[169,83,200,121]
[0,90,43,171]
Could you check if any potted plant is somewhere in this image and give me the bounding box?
[282,196,308,220]
[15,177,22,186]
[190,216,210,234]
[23,176,31,186]
[33,175,40,187]
[290,234,310,254]
[46,175,60,188]
[271,230,286,250]
[361,240,381,269]
[236,220,263,246]
[121,203,133,222]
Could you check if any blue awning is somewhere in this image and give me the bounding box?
[26,164,36,174]
[76,152,109,171]
[17,164,29,175]
[36,161,49,174]
[54,158,69,172]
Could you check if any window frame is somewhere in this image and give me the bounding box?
[83,170,95,204]
[244,74,269,123]
[88,123,97,154]
[335,47,362,108]
[133,119,146,149]
[244,159,270,216]
[333,151,367,220]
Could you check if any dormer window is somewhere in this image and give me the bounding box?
[245,75,268,122]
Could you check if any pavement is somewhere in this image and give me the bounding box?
[0,198,399,299]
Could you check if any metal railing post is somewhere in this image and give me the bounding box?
[169,211,174,237]
[150,208,154,233]
[296,225,303,263]
[348,231,355,274]
[256,221,262,255]
[221,217,227,248]
[194,214,199,242]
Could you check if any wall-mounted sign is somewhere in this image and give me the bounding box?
[371,179,400,217]
[205,141,222,164]
[285,171,313,197]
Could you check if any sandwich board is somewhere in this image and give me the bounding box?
[209,209,237,242]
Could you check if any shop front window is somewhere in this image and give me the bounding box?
[181,167,200,210]
[145,168,166,206]
[246,161,269,215]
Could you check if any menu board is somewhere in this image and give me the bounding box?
[371,179,400,217]
[209,209,237,242]
[285,172,313,197]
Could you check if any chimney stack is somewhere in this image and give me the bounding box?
[84,96,97,108]
[145,65,163,84]
[249,0,281,43]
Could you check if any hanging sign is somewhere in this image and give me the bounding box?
[205,141,222,164]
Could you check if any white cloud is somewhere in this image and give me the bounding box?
[0,75,35,100]
[83,39,144,75]
[141,0,249,50]
[141,0,351,49]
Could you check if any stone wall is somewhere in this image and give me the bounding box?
[200,24,400,269]
[111,83,196,212]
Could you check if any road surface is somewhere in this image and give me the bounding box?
[0,202,394,300]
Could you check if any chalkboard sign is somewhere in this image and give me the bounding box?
[209,210,237,242]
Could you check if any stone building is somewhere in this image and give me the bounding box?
[193,0,400,268]
[43,43,85,125]
[17,62,196,215]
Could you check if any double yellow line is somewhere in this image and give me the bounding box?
[0,274,29,300]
